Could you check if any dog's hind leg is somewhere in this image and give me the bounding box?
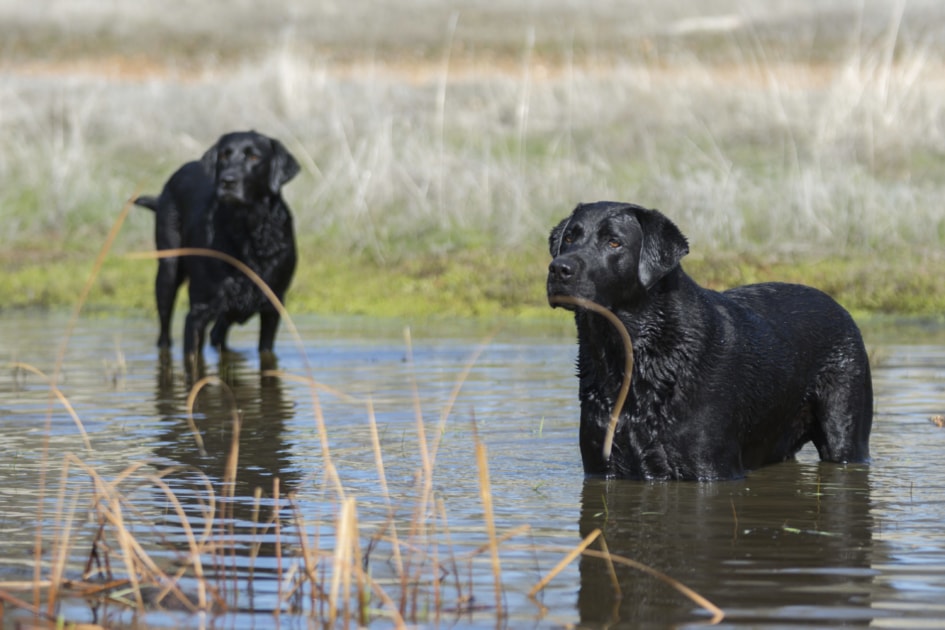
[209,316,233,352]
[155,257,185,350]
[810,353,873,463]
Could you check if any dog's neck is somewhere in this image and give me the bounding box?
[575,266,702,412]
[575,266,706,476]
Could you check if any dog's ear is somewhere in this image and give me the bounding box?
[548,204,581,256]
[269,139,301,194]
[634,207,689,289]
[199,141,219,180]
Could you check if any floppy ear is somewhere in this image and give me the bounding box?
[548,204,581,256]
[634,207,689,289]
[199,141,219,181]
[269,139,301,194]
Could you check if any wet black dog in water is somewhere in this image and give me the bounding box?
[547,201,872,480]
[135,131,300,363]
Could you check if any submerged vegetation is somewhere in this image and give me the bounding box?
[1,0,945,316]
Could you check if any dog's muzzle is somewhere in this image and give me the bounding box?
[547,256,580,308]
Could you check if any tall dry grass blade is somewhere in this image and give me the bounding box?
[286,497,318,612]
[329,497,358,625]
[0,588,61,625]
[148,475,209,610]
[528,528,601,598]
[248,486,263,610]
[474,437,503,617]
[548,295,633,461]
[581,547,725,624]
[428,327,500,468]
[70,456,203,612]
[434,497,463,610]
[529,528,722,622]
[34,197,134,606]
[273,477,283,612]
[182,375,223,456]
[217,378,242,606]
[46,458,81,614]
[262,369,352,500]
[597,532,621,597]
[367,396,404,577]
[402,326,433,498]
[400,325,432,614]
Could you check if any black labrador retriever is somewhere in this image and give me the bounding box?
[135,130,300,362]
[547,201,872,480]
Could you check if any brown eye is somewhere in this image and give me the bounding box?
[608,240,621,249]
[563,235,573,244]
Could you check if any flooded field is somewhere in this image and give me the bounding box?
[1,312,944,627]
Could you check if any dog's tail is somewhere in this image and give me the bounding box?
[133,194,159,212]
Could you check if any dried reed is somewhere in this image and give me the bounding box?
[548,295,634,461]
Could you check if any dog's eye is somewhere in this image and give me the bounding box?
[563,235,573,245]
[608,239,621,249]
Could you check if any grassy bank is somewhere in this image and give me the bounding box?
[1,0,944,318]
[3,239,944,319]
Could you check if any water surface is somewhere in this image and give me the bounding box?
[1,312,944,627]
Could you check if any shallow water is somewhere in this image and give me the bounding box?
[1,312,944,628]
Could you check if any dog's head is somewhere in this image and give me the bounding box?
[200,131,301,204]
[547,202,689,310]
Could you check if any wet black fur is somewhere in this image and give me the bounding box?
[135,130,300,361]
[547,201,872,480]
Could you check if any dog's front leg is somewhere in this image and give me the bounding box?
[258,308,281,354]
[183,304,215,360]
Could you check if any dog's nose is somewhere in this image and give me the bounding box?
[549,258,574,281]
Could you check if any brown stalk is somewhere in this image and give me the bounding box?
[367,397,404,577]
[528,528,601,598]
[530,533,724,624]
[474,437,503,618]
[71,456,202,612]
[548,295,634,461]
[581,547,724,624]
[148,475,209,610]
[35,196,134,607]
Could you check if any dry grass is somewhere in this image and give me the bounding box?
[1,0,943,265]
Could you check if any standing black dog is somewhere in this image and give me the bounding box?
[135,131,300,362]
[547,201,872,480]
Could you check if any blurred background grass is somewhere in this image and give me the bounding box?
[1,0,943,316]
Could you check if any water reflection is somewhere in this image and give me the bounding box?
[152,354,299,519]
[578,463,875,626]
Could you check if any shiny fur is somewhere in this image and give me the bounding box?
[135,131,299,362]
[548,201,872,480]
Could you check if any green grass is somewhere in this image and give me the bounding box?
[3,240,944,319]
